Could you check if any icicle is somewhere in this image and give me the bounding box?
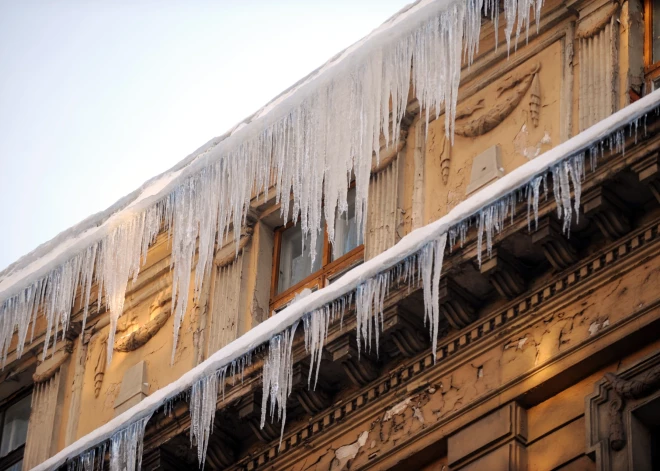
[303,308,329,390]
[109,415,151,471]
[261,322,298,447]
[420,235,448,362]
[355,271,390,356]
[549,153,584,234]
[190,372,219,468]
[67,443,107,471]
[527,175,543,231]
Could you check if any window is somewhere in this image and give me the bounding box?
[270,188,364,313]
[276,220,325,295]
[645,0,660,88]
[630,396,660,470]
[0,392,31,471]
[331,189,361,261]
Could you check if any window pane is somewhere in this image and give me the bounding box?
[654,0,660,63]
[654,77,660,92]
[332,188,363,261]
[0,395,31,457]
[277,223,324,294]
[4,460,22,471]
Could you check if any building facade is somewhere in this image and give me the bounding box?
[1,0,660,470]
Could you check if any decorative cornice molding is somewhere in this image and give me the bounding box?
[231,214,660,470]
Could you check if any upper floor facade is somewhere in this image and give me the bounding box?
[2,0,660,469]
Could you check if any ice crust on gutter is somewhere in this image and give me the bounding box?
[32,86,660,471]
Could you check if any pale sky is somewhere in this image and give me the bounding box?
[0,0,411,271]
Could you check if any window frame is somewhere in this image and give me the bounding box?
[0,387,32,471]
[644,0,660,87]
[270,221,364,314]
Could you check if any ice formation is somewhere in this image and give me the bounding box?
[261,322,298,447]
[109,415,151,471]
[32,88,660,471]
[447,152,586,268]
[190,372,220,468]
[1,0,549,369]
[421,234,448,362]
[65,443,106,471]
[11,0,660,468]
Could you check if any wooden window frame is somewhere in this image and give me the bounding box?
[0,387,32,471]
[270,219,364,315]
[645,0,660,87]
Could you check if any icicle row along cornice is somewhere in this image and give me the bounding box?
[0,0,544,367]
[33,87,660,471]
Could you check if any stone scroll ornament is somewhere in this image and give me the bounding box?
[214,227,253,268]
[575,0,621,40]
[439,63,541,183]
[32,340,73,384]
[454,63,541,138]
[604,365,660,450]
[114,291,171,353]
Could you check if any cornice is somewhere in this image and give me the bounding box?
[229,207,660,470]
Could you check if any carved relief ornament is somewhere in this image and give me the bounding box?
[454,63,541,138]
[575,1,621,40]
[94,336,107,398]
[439,63,541,184]
[114,291,171,353]
[32,340,73,384]
[603,365,660,451]
[586,353,660,471]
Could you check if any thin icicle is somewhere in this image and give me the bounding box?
[66,443,107,471]
[303,308,329,390]
[355,271,390,356]
[109,415,151,471]
[190,373,219,468]
[261,321,298,447]
[420,234,448,362]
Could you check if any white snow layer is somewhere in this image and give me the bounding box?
[31,79,660,471]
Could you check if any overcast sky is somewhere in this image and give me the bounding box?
[0,0,410,271]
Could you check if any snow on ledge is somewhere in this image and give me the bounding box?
[31,89,660,471]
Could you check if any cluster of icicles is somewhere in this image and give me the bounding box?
[5,0,628,469]
[52,104,653,471]
[61,143,600,471]
[0,0,544,369]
